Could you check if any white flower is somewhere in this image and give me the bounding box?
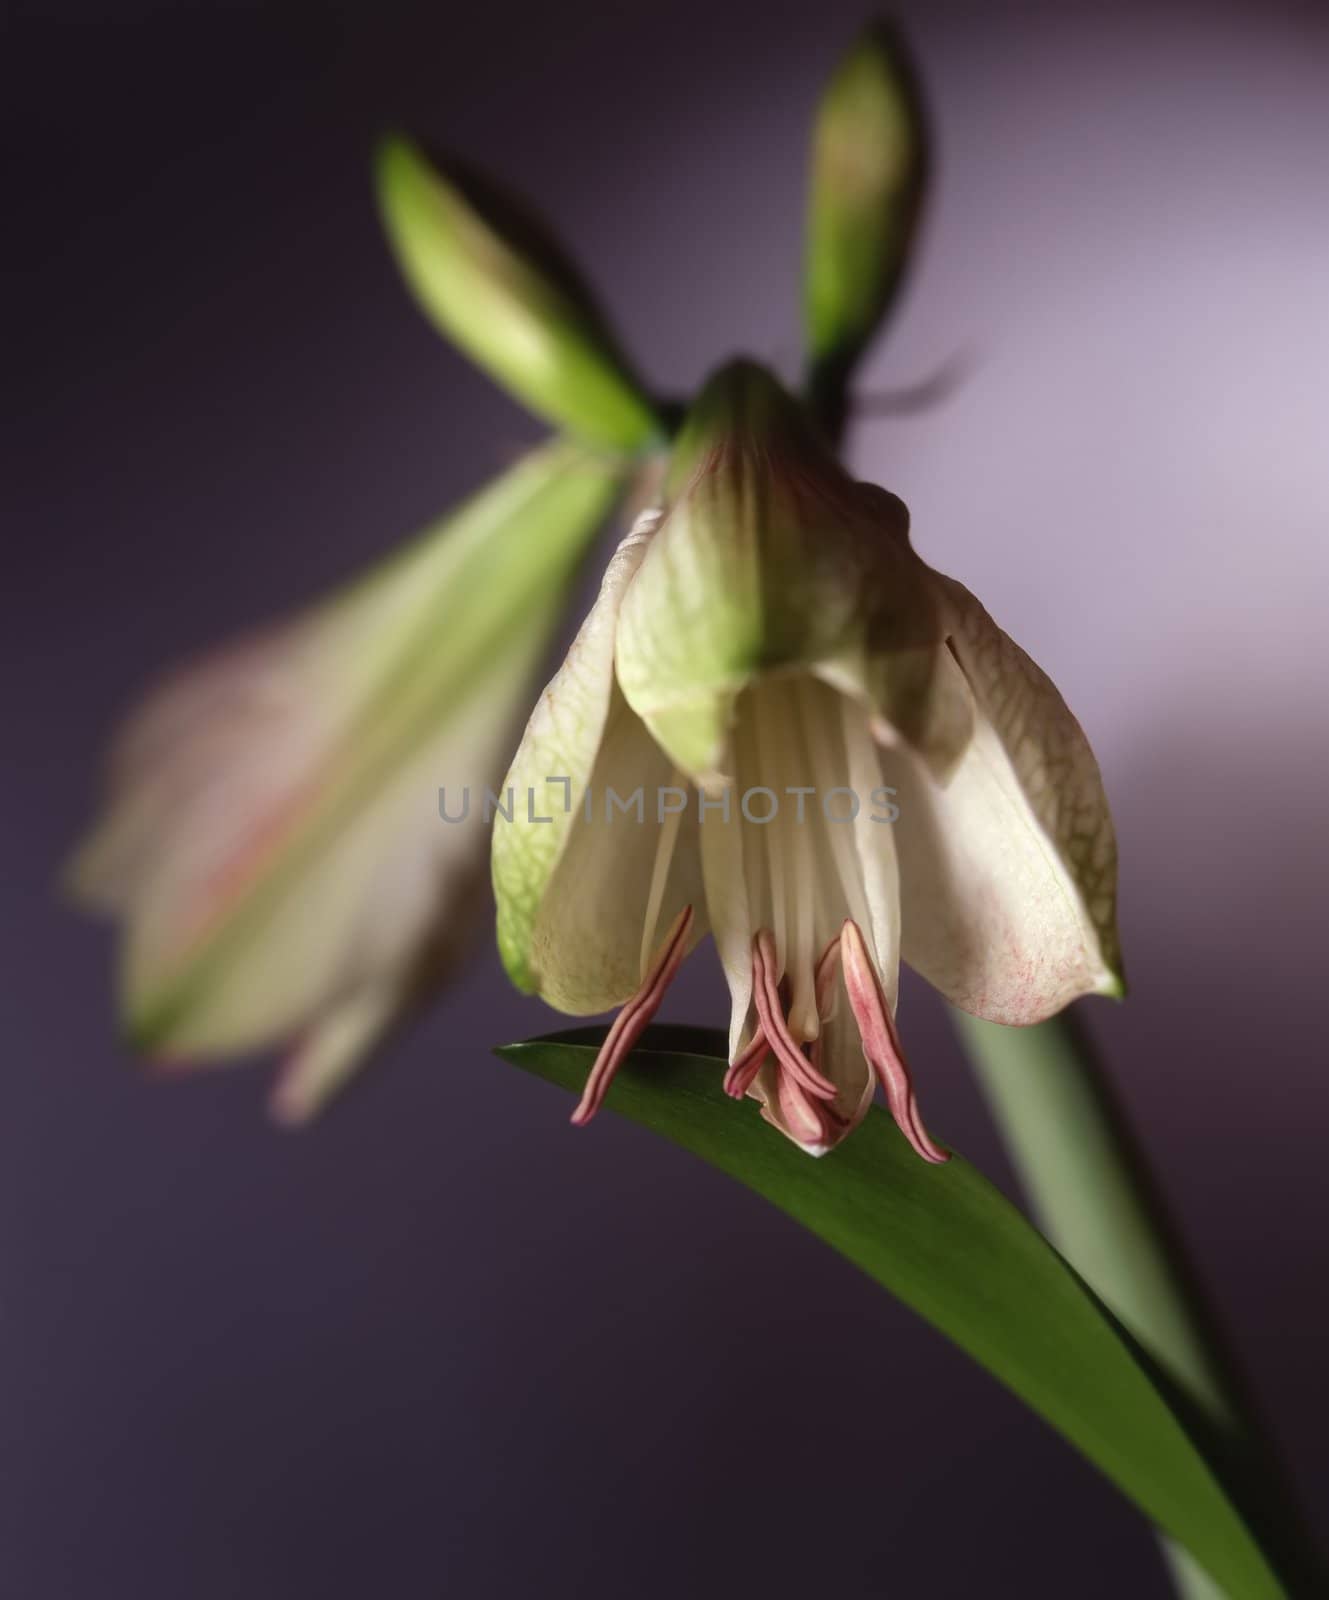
[493,362,1121,1157]
[69,441,623,1122]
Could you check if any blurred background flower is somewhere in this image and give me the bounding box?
[68,440,625,1122]
[6,1,1327,1596]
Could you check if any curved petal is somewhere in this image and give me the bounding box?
[493,511,708,1011]
[527,683,706,1013]
[67,621,316,916]
[698,791,756,1061]
[840,686,905,1011]
[895,576,1123,1024]
[268,982,405,1127]
[123,603,545,1056]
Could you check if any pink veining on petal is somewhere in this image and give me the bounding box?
[751,930,838,1102]
[190,778,319,940]
[839,919,950,1165]
[571,905,694,1127]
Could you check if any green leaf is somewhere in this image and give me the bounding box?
[376,136,661,451]
[498,1025,1287,1600]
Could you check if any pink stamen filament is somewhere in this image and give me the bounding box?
[808,936,842,1079]
[724,1027,769,1099]
[838,919,949,1165]
[728,930,847,1149]
[751,930,838,1102]
[571,905,694,1127]
[776,1068,829,1147]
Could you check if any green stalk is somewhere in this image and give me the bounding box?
[807,264,1320,1592]
[952,1007,1323,1598]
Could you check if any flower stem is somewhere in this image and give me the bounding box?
[813,357,1320,1592]
[951,1006,1324,1598]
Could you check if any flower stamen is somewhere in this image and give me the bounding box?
[751,929,838,1102]
[726,935,839,1104]
[808,935,843,1078]
[724,1027,769,1099]
[839,919,949,1164]
[571,904,694,1127]
[776,1069,830,1148]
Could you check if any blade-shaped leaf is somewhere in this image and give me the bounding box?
[497,1026,1287,1600]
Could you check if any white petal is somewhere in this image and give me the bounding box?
[495,511,709,1011]
[124,634,537,1054]
[66,622,317,912]
[840,690,903,1011]
[527,683,706,1012]
[698,780,755,1060]
[268,983,405,1127]
[896,578,1123,1023]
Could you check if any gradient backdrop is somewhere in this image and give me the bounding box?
[5,1,1327,1595]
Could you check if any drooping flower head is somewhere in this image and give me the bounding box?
[70,442,625,1121]
[70,127,663,1121]
[494,360,1122,1157]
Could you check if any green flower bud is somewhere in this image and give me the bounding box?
[376,136,661,451]
[803,23,928,401]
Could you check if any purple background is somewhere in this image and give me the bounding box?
[6,1,1327,1595]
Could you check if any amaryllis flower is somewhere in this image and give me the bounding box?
[69,441,623,1122]
[493,361,1122,1157]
